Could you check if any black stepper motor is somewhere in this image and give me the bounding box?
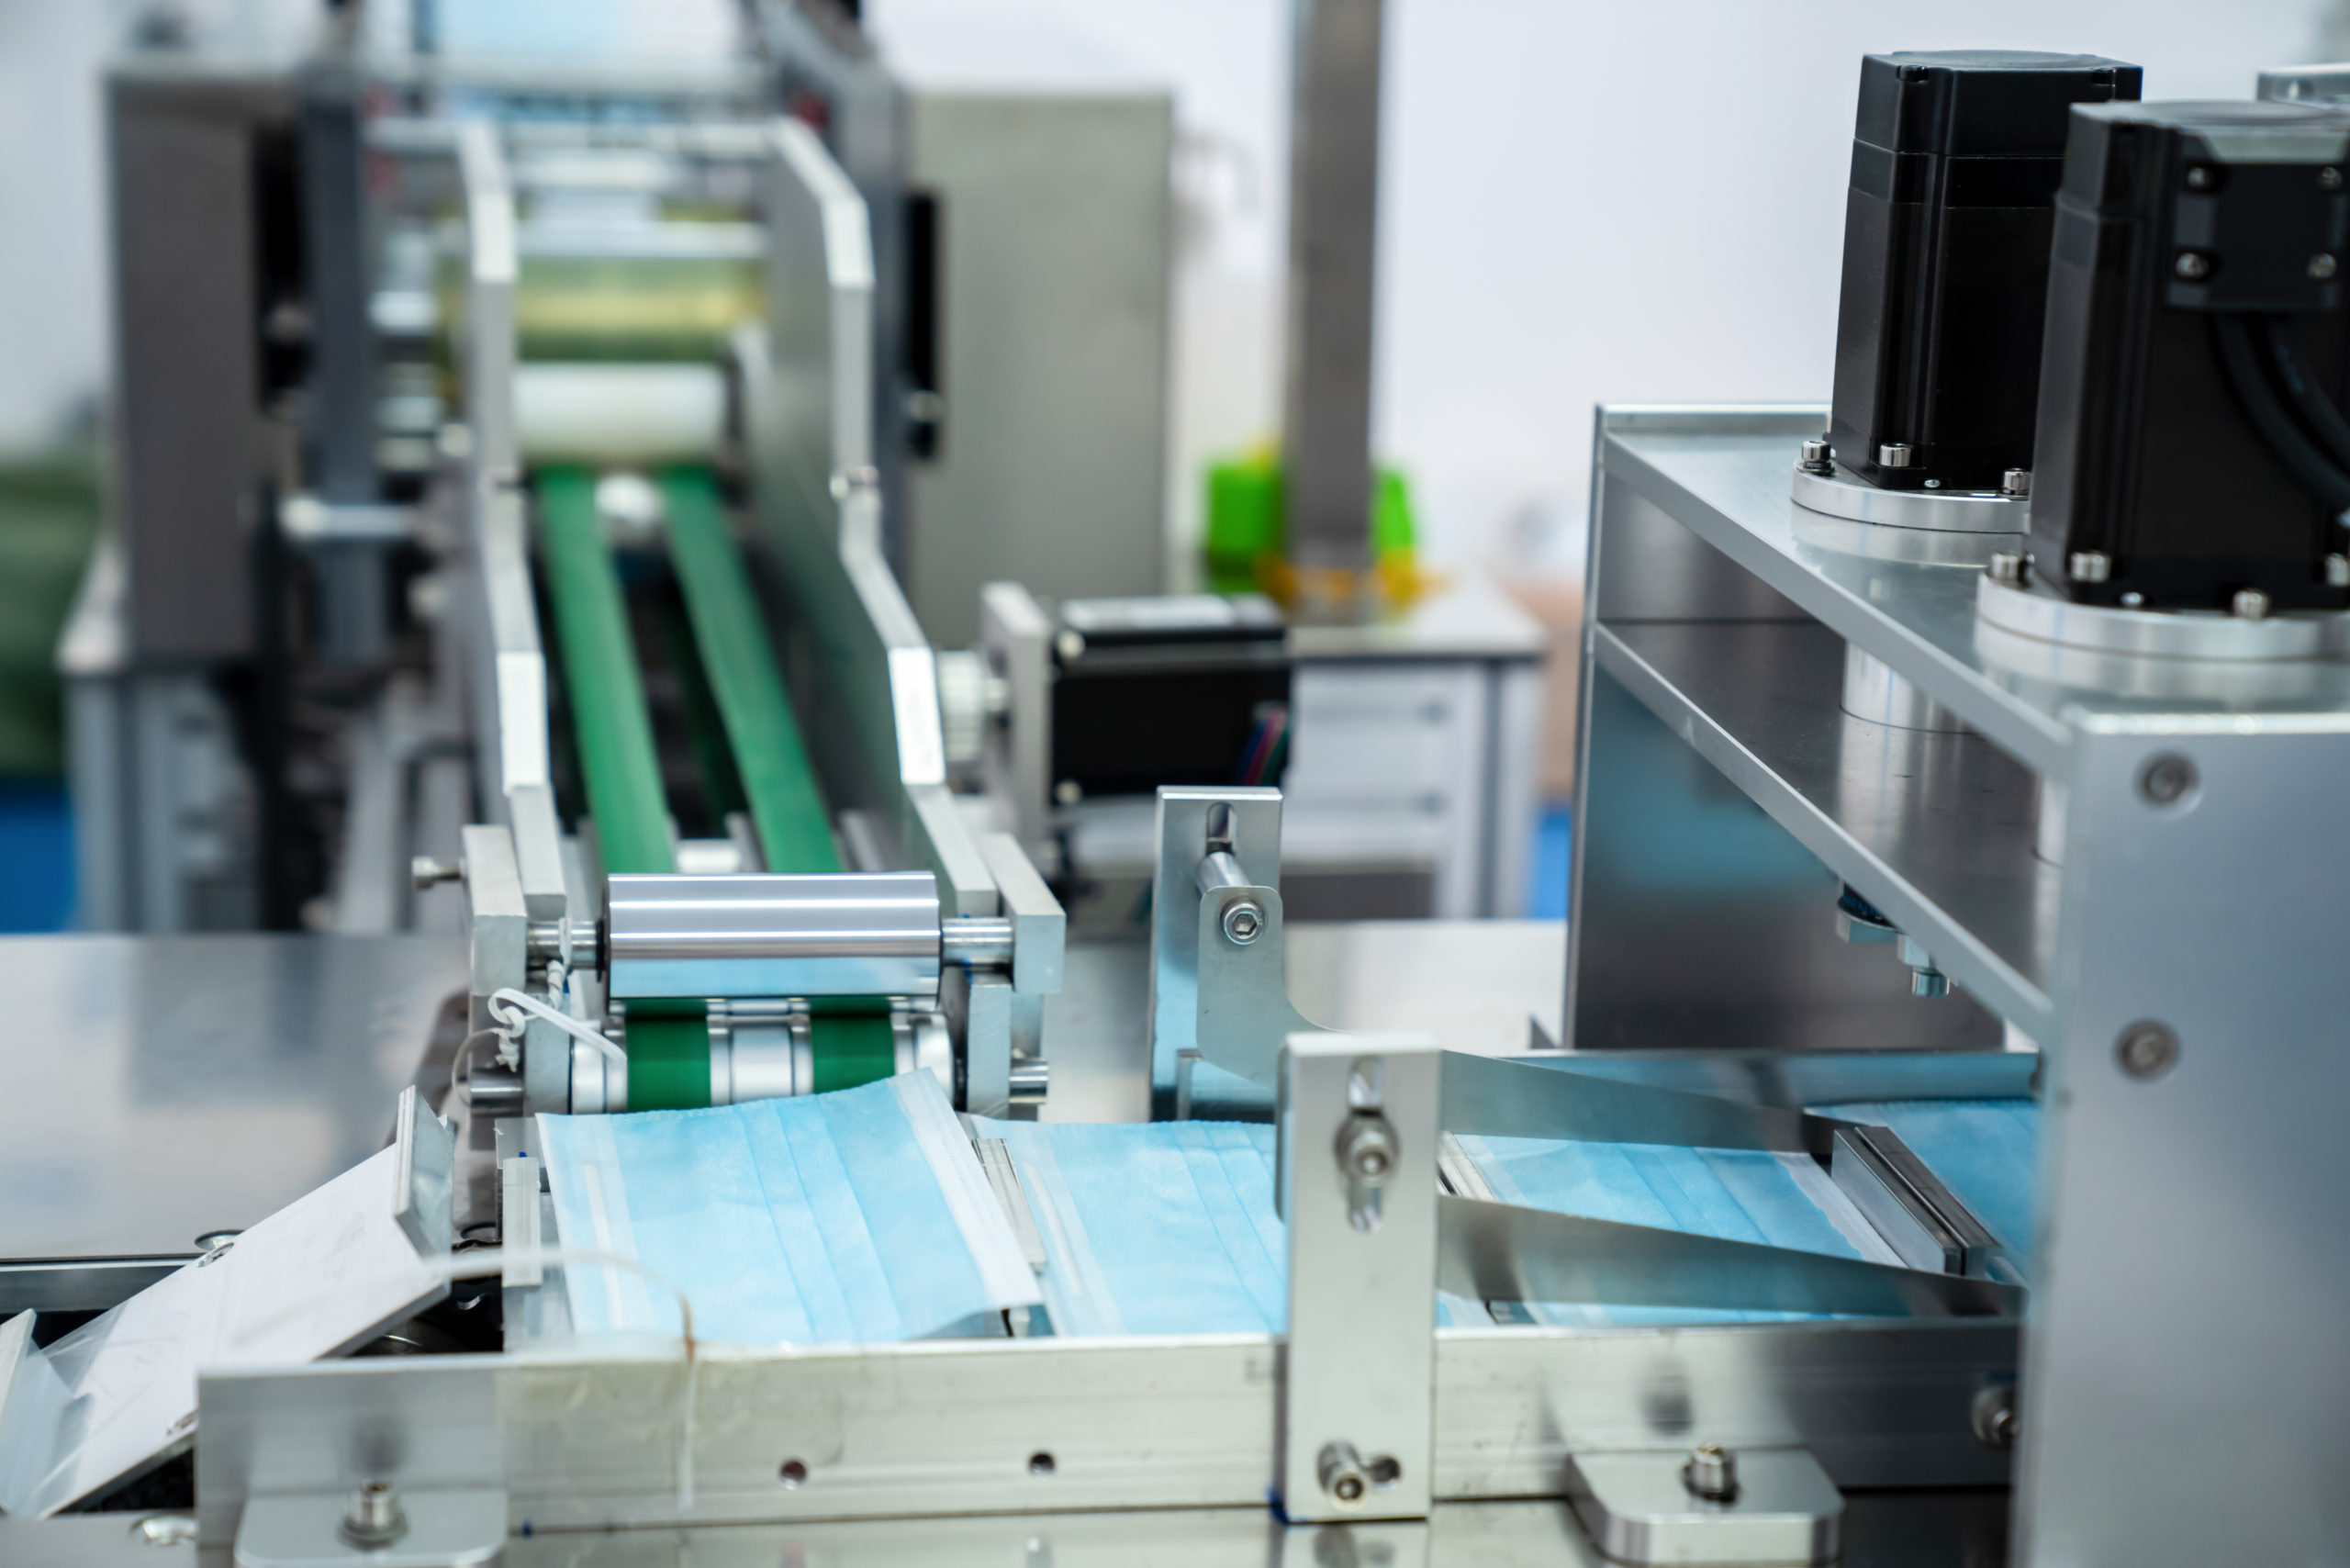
[1828,51,2140,492]
[2030,100,2350,609]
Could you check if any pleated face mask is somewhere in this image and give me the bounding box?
[538,1071,1039,1347]
[972,1118,1287,1338]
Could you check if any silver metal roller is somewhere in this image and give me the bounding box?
[605,872,943,1000]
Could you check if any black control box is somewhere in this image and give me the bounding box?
[1829,51,2140,492]
[2031,101,2350,609]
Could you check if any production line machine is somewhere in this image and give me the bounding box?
[6,21,2350,1568]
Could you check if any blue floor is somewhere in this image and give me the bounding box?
[1528,804,1572,919]
[0,779,74,932]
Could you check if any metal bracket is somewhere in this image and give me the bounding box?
[1279,1033,1439,1524]
[231,1484,506,1568]
[390,1086,455,1259]
[1565,1447,1842,1566]
[1830,1124,2009,1280]
[1147,786,1287,1116]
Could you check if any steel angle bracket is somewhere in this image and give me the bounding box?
[1438,1194,2021,1319]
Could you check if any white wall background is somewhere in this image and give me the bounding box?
[5,0,2346,578]
[877,0,2346,577]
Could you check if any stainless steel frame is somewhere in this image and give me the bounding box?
[1575,405,2350,1563]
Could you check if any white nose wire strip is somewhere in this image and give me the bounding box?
[890,1074,1036,1310]
[991,1123,1125,1338]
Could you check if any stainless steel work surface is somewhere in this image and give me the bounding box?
[0,935,464,1268]
[1046,920,1565,1123]
[486,1492,2004,1565]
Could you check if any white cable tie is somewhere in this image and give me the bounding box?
[488,987,627,1071]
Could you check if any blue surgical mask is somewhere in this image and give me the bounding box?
[1450,1132,1892,1326]
[538,1072,1039,1346]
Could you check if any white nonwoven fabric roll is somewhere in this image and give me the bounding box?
[514,362,727,465]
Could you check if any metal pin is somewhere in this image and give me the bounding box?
[340,1481,406,1550]
[1683,1445,1740,1503]
[2232,588,2272,621]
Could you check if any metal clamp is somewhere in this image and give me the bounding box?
[1278,1034,1440,1524]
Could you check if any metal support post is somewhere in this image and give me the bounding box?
[2015,724,2350,1564]
[1281,0,1384,585]
[1278,1031,1438,1523]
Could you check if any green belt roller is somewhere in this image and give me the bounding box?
[538,464,898,1109]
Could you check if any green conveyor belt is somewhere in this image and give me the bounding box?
[537,463,895,1108]
[539,466,676,879]
[661,467,894,1087]
[657,466,841,874]
[541,465,711,1110]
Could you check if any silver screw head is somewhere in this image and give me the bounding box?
[1318,1442,1371,1508]
[2139,752,2198,806]
[1876,442,1912,468]
[2185,164,2218,191]
[1684,1444,1740,1502]
[2175,251,2212,280]
[1335,1113,1398,1186]
[1799,437,1831,473]
[1054,629,1086,663]
[2000,467,2033,497]
[410,856,461,890]
[340,1480,406,1549]
[2116,1020,2181,1081]
[2314,253,2341,281]
[1971,1384,2020,1450]
[2232,587,2272,621]
[1053,779,1082,807]
[1923,478,1942,488]
[1986,551,2025,585]
[2068,550,2111,584]
[2323,166,2344,191]
[2328,554,2350,588]
[1220,897,1264,946]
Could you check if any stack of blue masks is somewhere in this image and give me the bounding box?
[1449,1133,1889,1327]
[972,1118,1286,1337]
[539,1081,2038,1345]
[538,1072,1039,1346]
[973,1119,1906,1334]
